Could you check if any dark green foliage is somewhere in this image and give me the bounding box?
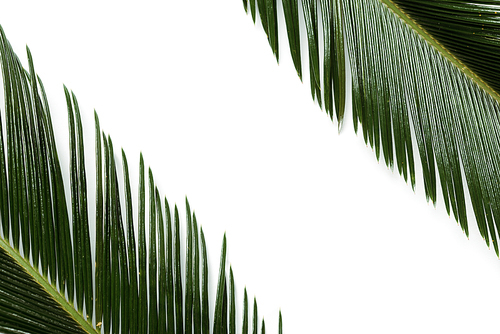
[0,24,282,334]
[244,0,500,257]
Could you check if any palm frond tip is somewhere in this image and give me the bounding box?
[246,0,500,255]
[0,25,281,333]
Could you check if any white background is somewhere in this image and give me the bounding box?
[1,1,500,333]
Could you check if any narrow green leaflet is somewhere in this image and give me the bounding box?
[192,213,202,334]
[122,148,139,333]
[221,280,228,334]
[65,86,84,313]
[173,205,183,333]
[332,0,346,122]
[101,134,111,333]
[279,311,282,334]
[72,92,93,321]
[156,189,167,334]
[320,0,334,118]
[148,169,158,332]
[253,297,258,334]
[281,0,301,79]
[229,267,236,334]
[108,137,131,333]
[185,198,193,334]
[107,137,121,333]
[302,0,322,107]
[138,153,147,334]
[27,47,57,286]
[165,198,175,334]
[200,227,210,334]
[266,0,279,61]
[95,112,104,330]
[213,234,227,334]
[250,0,256,23]
[242,288,248,334]
[257,0,268,37]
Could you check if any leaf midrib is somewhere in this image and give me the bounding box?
[381,0,500,103]
[0,238,98,334]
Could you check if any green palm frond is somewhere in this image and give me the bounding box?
[246,0,500,255]
[0,24,282,334]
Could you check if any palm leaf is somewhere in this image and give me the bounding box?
[0,24,279,334]
[246,0,500,255]
[1,2,497,332]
